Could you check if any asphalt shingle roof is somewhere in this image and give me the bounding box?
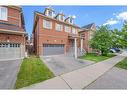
[81,23,95,29]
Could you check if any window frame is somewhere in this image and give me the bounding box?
[43,19,52,29]
[64,25,71,33]
[55,23,63,32]
[0,7,8,21]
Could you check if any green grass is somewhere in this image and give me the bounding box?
[80,53,116,63]
[15,56,54,89]
[115,58,127,70]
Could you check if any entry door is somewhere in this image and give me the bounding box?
[43,44,64,56]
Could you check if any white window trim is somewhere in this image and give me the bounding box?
[0,7,8,21]
[65,25,71,33]
[43,19,52,29]
[72,27,77,34]
[56,23,63,32]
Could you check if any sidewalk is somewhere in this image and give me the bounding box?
[22,55,125,89]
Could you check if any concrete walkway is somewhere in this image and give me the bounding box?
[23,55,125,89]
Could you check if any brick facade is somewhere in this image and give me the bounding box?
[0,6,26,59]
[0,6,26,44]
[33,11,80,56]
[33,7,96,56]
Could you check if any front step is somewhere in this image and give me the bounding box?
[66,47,86,57]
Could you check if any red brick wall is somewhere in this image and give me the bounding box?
[79,26,96,53]
[0,33,25,45]
[34,14,79,56]
[0,6,25,45]
[0,6,21,27]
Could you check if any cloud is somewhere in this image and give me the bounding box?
[116,12,127,21]
[103,11,127,26]
[103,18,118,25]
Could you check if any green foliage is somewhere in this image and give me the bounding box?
[115,58,127,70]
[112,21,127,48]
[90,25,113,55]
[81,53,115,63]
[15,56,54,89]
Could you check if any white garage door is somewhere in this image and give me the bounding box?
[43,44,65,56]
[0,43,21,60]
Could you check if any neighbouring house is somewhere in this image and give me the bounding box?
[33,6,95,58]
[0,6,27,60]
[79,23,96,53]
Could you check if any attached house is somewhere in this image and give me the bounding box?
[33,6,95,58]
[79,23,96,53]
[0,6,27,60]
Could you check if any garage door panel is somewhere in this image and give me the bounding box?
[0,43,21,60]
[43,44,64,56]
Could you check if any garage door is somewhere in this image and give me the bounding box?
[0,43,21,60]
[43,44,64,56]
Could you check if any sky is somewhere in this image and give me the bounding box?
[22,6,127,37]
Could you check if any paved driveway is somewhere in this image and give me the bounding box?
[86,67,127,89]
[0,59,21,89]
[41,54,94,76]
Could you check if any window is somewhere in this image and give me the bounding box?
[72,28,77,34]
[70,19,73,24]
[58,15,64,21]
[56,23,63,31]
[48,11,53,17]
[65,26,71,33]
[43,19,52,29]
[0,7,7,20]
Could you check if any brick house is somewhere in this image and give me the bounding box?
[79,23,96,53]
[0,6,27,60]
[33,7,95,58]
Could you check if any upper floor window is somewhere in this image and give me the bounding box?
[56,23,63,31]
[58,15,64,21]
[43,19,52,29]
[0,7,7,21]
[65,25,71,33]
[72,28,77,34]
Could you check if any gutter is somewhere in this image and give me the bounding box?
[0,29,27,35]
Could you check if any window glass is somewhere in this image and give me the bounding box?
[56,23,63,31]
[43,19,52,29]
[65,26,71,33]
[0,7,7,20]
[72,28,77,34]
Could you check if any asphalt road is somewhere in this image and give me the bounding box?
[0,59,21,89]
[86,67,127,89]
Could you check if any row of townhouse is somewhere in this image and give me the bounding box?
[32,6,96,58]
[0,6,95,60]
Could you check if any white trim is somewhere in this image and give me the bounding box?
[0,29,26,35]
[0,6,8,21]
[74,38,77,58]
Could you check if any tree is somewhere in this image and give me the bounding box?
[119,21,127,48]
[90,25,112,56]
[111,28,123,48]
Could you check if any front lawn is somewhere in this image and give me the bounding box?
[80,53,116,63]
[115,58,127,70]
[15,56,54,89]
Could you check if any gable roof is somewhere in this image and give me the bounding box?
[81,23,95,30]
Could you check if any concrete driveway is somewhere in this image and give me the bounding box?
[86,67,127,89]
[41,54,94,76]
[0,59,21,89]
